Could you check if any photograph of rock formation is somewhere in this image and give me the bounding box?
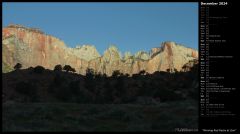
[2,2,199,132]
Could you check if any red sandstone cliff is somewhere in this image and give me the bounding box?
[2,24,198,75]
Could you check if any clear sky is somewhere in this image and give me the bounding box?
[3,2,198,55]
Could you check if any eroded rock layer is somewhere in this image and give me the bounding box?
[2,24,198,75]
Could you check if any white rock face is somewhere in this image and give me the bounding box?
[103,45,121,62]
[123,51,132,60]
[134,51,150,60]
[69,45,101,61]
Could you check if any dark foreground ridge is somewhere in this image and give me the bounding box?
[3,61,198,104]
[2,61,198,132]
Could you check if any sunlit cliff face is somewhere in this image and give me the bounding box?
[2,24,198,75]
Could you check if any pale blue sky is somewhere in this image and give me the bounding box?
[3,2,198,55]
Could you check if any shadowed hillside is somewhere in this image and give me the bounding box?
[2,60,198,132]
[3,60,198,104]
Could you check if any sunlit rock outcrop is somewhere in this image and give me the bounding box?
[2,24,198,75]
[68,45,101,61]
